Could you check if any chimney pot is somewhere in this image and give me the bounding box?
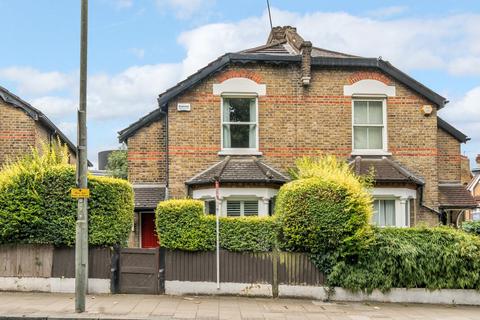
[476,154,480,165]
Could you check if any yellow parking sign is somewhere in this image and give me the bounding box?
[71,188,90,198]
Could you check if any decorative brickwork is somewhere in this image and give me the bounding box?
[216,70,263,84]
[348,71,392,85]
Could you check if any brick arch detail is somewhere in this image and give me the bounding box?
[348,71,392,85]
[216,70,263,84]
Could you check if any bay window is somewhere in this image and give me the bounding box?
[372,199,396,226]
[222,97,257,151]
[353,99,386,152]
[226,199,259,217]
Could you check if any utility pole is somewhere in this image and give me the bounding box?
[75,0,89,313]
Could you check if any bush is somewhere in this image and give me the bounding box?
[155,199,277,252]
[462,220,480,235]
[0,144,134,246]
[276,156,373,254]
[323,227,480,292]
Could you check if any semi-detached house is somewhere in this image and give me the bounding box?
[119,26,476,248]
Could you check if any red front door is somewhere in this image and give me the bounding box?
[141,212,159,248]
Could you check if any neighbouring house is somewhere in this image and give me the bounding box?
[119,26,476,248]
[0,86,80,166]
[467,155,480,220]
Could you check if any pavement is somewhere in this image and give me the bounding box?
[0,292,479,319]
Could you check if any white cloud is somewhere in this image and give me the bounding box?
[57,121,77,141]
[31,96,77,117]
[129,47,145,59]
[155,0,214,19]
[448,57,480,76]
[0,67,73,95]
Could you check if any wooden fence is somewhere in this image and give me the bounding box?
[0,244,112,279]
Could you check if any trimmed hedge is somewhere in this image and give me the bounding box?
[276,157,373,254]
[0,163,134,247]
[320,227,480,292]
[155,199,277,252]
[462,220,480,236]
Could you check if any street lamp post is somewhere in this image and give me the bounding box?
[75,0,89,313]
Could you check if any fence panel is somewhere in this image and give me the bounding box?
[51,247,111,279]
[278,252,324,285]
[0,244,53,277]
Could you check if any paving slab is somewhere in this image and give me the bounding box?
[0,292,479,319]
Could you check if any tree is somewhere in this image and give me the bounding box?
[106,147,128,179]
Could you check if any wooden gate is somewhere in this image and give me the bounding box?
[118,247,163,294]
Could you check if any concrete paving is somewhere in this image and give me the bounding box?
[0,292,479,319]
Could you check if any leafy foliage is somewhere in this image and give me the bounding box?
[155,199,277,252]
[462,220,480,235]
[0,143,134,246]
[276,156,373,254]
[106,147,128,180]
[322,227,480,292]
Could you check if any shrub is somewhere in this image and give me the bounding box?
[323,227,480,292]
[462,220,480,236]
[155,199,277,252]
[0,144,134,246]
[276,156,373,254]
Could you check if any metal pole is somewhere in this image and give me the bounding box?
[215,180,220,290]
[75,0,89,313]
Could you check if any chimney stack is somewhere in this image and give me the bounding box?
[300,41,312,86]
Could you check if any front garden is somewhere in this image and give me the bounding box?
[156,156,480,292]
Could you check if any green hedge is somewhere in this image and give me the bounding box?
[462,220,480,236]
[155,199,277,252]
[320,227,480,292]
[276,157,373,254]
[0,164,134,246]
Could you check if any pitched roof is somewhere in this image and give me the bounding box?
[438,184,477,209]
[350,156,425,185]
[186,156,289,186]
[437,117,469,143]
[0,85,91,166]
[133,185,166,209]
[118,26,448,142]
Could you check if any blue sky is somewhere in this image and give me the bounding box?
[1,0,479,168]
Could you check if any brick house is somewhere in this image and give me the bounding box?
[0,86,79,166]
[467,155,480,220]
[119,26,476,248]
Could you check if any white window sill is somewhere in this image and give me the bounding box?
[218,149,263,156]
[351,150,392,156]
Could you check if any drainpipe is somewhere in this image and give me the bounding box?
[159,103,169,200]
[418,185,441,221]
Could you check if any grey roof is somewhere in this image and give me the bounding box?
[186,156,289,186]
[438,184,477,209]
[350,156,425,185]
[133,185,166,209]
[0,86,92,166]
[437,117,469,143]
[118,52,448,142]
[241,40,356,58]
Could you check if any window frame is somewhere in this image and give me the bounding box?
[351,98,389,155]
[372,197,410,227]
[225,198,259,217]
[220,95,260,155]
